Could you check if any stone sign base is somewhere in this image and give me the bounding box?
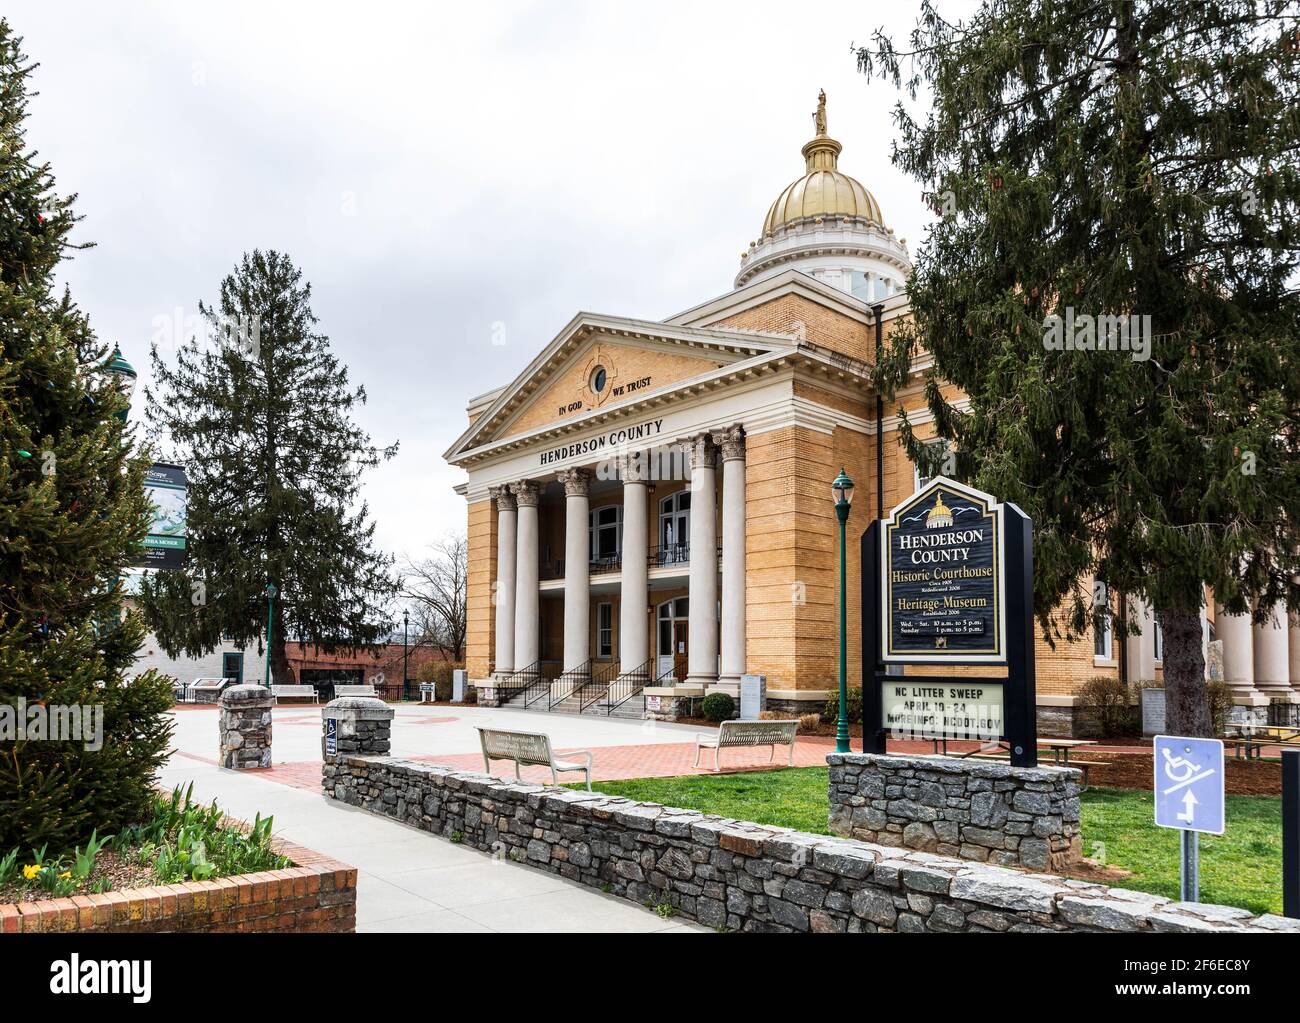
[828,753,1082,872]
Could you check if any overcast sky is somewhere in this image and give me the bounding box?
[11,0,961,564]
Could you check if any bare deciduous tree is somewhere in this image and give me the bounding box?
[401,533,468,661]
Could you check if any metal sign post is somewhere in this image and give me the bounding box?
[1153,735,1225,904]
[1284,748,1299,919]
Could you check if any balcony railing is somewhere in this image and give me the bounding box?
[537,544,720,578]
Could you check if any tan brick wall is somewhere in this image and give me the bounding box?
[500,340,725,440]
[466,498,496,679]
[709,294,871,360]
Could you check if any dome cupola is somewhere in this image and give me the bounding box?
[737,91,911,300]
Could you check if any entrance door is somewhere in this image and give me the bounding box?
[673,622,689,680]
[656,598,689,678]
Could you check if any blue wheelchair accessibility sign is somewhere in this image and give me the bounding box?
[1153,735,1225,835]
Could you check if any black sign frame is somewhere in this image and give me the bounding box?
[862,478,1038,767]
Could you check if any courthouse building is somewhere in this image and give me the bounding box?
[444,96,1300,730]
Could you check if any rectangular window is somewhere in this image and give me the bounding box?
[1153,620,1163,663]
[1094,615,1112,659]
[597,603,613,658]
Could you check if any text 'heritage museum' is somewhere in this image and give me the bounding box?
[443,96,1300,732]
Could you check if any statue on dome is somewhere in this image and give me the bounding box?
[813,89,827,135]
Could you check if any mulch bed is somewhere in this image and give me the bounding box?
[1079,749,1283,796]
[0,849,153,905]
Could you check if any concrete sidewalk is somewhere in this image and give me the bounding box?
[158,752,705,933]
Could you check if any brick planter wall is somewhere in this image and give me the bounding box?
[827,753,1082,871]
[0,832,356,934]
[322,753,1298,934]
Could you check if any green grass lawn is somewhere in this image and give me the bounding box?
[583,769,1285,915]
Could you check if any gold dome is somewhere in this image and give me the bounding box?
[761,92,885,235]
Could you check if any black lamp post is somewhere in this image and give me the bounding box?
[402,609,410,700]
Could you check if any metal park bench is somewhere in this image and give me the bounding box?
[270,683,319,705]
[179,677,234,704]
[334,684,378,698]
[693,719,799,773]
[476,727,593,791]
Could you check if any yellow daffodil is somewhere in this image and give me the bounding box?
[59,871,71,880]
[22,864,40,880]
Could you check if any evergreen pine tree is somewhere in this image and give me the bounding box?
[0,19,173,850]
[859,0,1300,735]
[139,250,399,682]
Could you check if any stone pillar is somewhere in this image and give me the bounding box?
[218,684,273,769]
[619,454,649,672]
[1290,613,1300,698]
[560,468,591,674]
[321,697,395,801]
[1124,596,1157,683]
[1253,600,1293,700]
[512,481,541,669]
[686,433,719,687]
[717,425,747,685]
[1217,604,1257,701]
[490,486,517,677]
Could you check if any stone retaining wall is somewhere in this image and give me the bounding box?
[827,753,1082,870]
[322,752,1297,934]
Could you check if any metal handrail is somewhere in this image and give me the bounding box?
[648,543,690,568]
[603,657,655,715]
[548,659,594,709]
[573,661,620,713]
[522,660,563,708]
[500,660,559,704]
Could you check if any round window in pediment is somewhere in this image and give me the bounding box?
[590,366,608,395]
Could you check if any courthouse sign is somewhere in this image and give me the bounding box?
[882,480,1006,663]
[862,477,1038,765]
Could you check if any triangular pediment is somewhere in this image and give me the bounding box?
[444,313,794,462]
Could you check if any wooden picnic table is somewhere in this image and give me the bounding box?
[1224,725,1300,759]
[927,736,1096,766]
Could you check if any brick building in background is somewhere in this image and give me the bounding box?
[443,94,1300,733]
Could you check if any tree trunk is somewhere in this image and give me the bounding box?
[1160,607,1212,736]
[270,636,293,686]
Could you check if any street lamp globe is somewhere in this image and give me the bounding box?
[107,346,137,421]
[831,468,855,509]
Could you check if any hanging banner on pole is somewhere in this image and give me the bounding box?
[135,462,188,571]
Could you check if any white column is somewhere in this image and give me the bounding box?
[511,481,541,669]
[1217,603,1257,701]
[1289,613,1300,698]
[560,468,591,674]
[686,433,719,687]
[1124,596,1157,682]
[489,486,517,677]
[1253,599,1292,698]
[717,426,747,685]
[619,454,649,673]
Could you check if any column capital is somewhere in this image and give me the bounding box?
[510,480,541,508]
[489,485,517,512]
[689,432,717,470]
[619,451,650,484]
[558,467,591,498]
[714,424,747,463]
